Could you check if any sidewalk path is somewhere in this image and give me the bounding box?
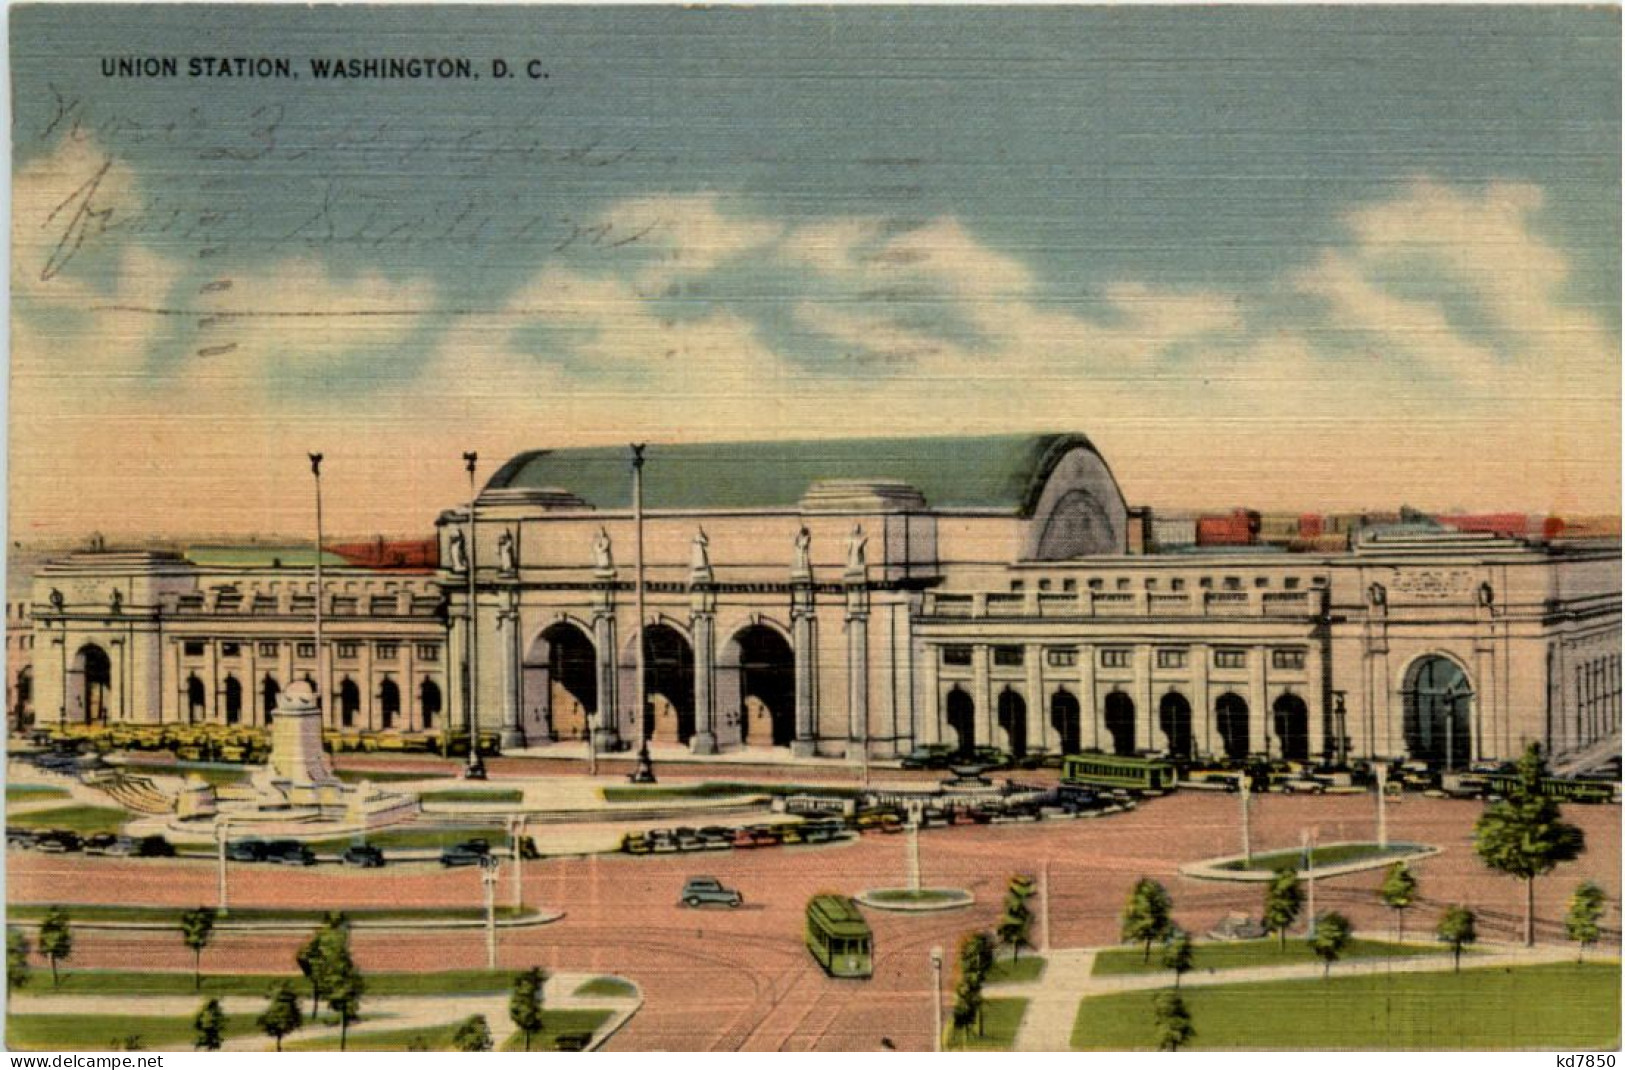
[993,942,1576,1052]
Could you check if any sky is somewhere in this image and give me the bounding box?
[8,5,1621,539]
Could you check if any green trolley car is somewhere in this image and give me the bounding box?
[805,894,874,978]
[1060,753,1178,794]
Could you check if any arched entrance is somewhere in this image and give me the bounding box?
[997,688,1028,758]
[721,625,795,748]
[1050,689,1081,755]
[1104,691,1136,756]
[420,679,442,730]
[223,676,242,726]
[631,624,694,746]
[186,674,206,722]
[1273,693,1310,761]
[524,622,597,743]
[1403,656,1472,768]
[1216,693,1250,759]
[69,644,112,724]
[14,666,32,730]
[339,678,360,728]
[261,675,280,721]
[1159,692,1193,760]
[380,679,401,730]
[945,686,975,757]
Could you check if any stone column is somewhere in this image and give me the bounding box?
[917,643,939,748]
[845,583,871,759]
[972,645,993,749]
[1025,644,1046,754]
[690,606,718,755]
[1249,644,1270,758]
[591,582,621,752]
[499,591,525,750]
[1191,644,1212,758]
[791,599,818,757]
[1305,639,1326,760]
[1135,646,1154,753]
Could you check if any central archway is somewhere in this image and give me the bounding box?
[633,624,694,746]
[997,687,1028,758]
[69,644,112,724]
[945,686,975,757]
[223,675,243,726]
[261,675,280,722]
[339,678,360,728]
[1159,691,1193,760]
[1403,655,1472,767]
[525,622,598,743]
[419,678,442,730]
[1273,693,1310,761]
[721,625,795,748]
[380,679,401,730]
[1050,689,1081,755]
[1104,691,1136,756]
[1216,692,1250,759]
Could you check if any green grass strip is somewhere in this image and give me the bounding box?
[7,1012,257,1051]
[943,997,1027,1051]
[7,806,130,834]
[1094,938,1452,976]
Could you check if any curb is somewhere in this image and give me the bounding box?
[1178,842,1441,882]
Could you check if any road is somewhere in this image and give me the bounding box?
[10,791,1619,1051]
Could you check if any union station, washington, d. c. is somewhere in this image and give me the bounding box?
[26,434,1623,768]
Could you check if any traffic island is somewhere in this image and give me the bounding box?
[854,887,974,912]
[1179,841,1439,882]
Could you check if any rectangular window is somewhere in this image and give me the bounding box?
[1214,649,1247,669]
[1255,576,1270,588]
[1156,649,1187,669]
[220,642,240,658]
[416,644,440,662]
[183,640,205,657]
[1223,577,1242,591]
[941,646,972,667]
[336,642,359,659]
[1272,648,1307,671]
[1116,578,1131,591]
[296,642,316,659]
[1144,578,1158,590]
[993,646,1024,667]
[258,642,279,658]
[1062,579,1077,593]
[377,643,398,660]
[1284,577,1301,591]
[1171,579,1186,592]
[1009,580,1024,592]
[1100,648,1132,669]
[1037,579,1051,592]
[1087,578,1103,591]
[1046,648,1078,668]
[1198,577,1213,590]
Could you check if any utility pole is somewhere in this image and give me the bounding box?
[482,857,500,970]
[1239,770,1252,864]
[929,947,943,1053]
[1040,860,1051,953]
[629,444,656,784]
[509,814,527,910]
[463,452,485,779]
[308,454,324,715]
[1375,762,1389,849]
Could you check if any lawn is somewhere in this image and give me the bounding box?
[417,788,524,805]
[575,976,638,998]
[12,968,532,998]
[7,1012,258,1051]
[944,998,1027,1051]
[6,784,71,802]
[7,805,130,833]
[1071,962,1621,1050]
[865,889,967,905]
[498,1009,614,1050]
[301,825,510,853]
[1218,843,1425,872]
[987,955,1046,985]
[1093,938,1452,976]
[286,1021,463,1051]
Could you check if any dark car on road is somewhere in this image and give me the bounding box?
[33,830,83,853]
[226,839,269,862]
[341,844,386,868]
[679,876,743,908]
[440,839,492,867]
[136,835,177,858]
[6,827,38,850]
[265,840,317,866]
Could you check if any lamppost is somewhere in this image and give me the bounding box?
[508,814,528,911]
[928,946,943,1053]
[214,816,231,917]
[628,444,656,785]
[463,452,486,780]
[309,453,325,715]
[585,706,597,778]
[481,856,500,970]
[1239,767,1253,865]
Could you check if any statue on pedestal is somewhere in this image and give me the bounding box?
[497,529,517,573]
[592,527,614,574]
[448,529,469,573]
[792,526,812,581]
[845,523,868,578]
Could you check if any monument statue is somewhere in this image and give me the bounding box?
[691,527,711,574]
[448,529,469,572]
[792,526,812,580]
[592,527,614,572]
[497,529,517,572]
[845,523,868,575]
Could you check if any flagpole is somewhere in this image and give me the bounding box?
[308,453,325,716]
[463,451,485,779]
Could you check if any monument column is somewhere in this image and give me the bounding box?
[844,524,871,760]
[791,528,819,757]
[498,590,524,750]
[590,528,622,751]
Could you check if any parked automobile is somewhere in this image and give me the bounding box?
[770,822,805,845]
[679,876,743,908]
[33,830,83,853]
[341,844,386,868]
[731,827,775,849]
[6,827,39,850]
[266,840,316,866]
[1278,775,1328,795]
[135,835,176,858]
[440,839,492,867]
[621,833,651,855]
[696,827,734,850]
[84,833,140,856]
[226,839,269,862]
[673,827,705,851]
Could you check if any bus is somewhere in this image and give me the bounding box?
[805,894,873,978]
[1483,772,1618,805]
[1060,753,1178,794]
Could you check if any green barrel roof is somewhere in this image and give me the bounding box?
[484,433,1100,516]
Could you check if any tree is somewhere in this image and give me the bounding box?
[38,907,72,987]
[7,927,31,999]
[1564,881,1607,963]
[1474,742,1584,946]
[1379,861,1419,943]
[997,880,1035,964]
[952,930,994,1043]
[1309,912,1353,978]
[296,913,350,1018]
[1160,927,1194,989]
[1121,878,1174,963]
[193,997,227,1051]
[1436,904,1477,972]
[1261,868,1303,951]
[509,966,547,1052]
[326,946,365,1053]
[1152,990,1195,1052]
[180,906,218,991]
[950,978,984,1048]
[453,1014,493,1052]
[257,981,304,1052]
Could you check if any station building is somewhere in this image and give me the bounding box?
[440,434,1621,767]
